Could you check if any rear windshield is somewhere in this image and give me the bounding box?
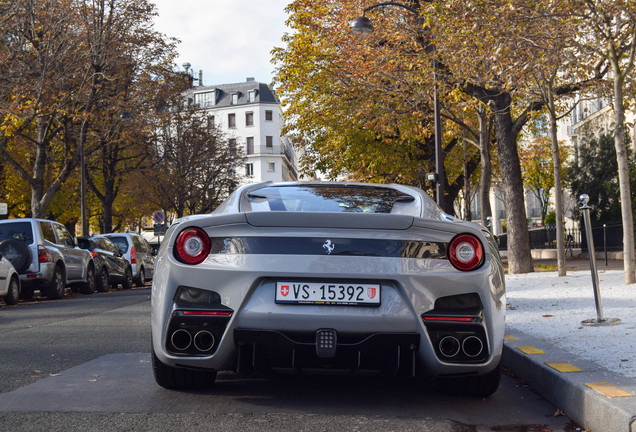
[107,236,129,253]
[0,222,34,244]
[242,185,418,214]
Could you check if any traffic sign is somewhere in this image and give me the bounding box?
[0,203,7,216]
[152,210,166,225]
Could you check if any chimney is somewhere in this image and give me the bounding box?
[198,70,203,86]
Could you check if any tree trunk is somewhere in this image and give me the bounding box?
[491,95,534,274]
[612,72,636,285]
[478,108,493,229]
[547,90,566,277]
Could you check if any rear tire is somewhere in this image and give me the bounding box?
[121,266,133,290]
[96,268,108,292]
[46,266,65,300]
[3,275,20,305]
[436,361,502,398]
[135,268,145,287]
[79,265,96,294]
[151,339,217,390]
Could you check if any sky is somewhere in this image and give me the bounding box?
[150,0,291,86]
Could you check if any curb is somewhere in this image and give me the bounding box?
[503,328,636,432]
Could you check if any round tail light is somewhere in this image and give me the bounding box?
[448,234,484,271]
[174,227,211,265]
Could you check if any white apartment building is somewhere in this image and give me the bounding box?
[184,78,299,184]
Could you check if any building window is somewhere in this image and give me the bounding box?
[265,110,273,121]
[194,91,215,107]
[245,163,254,177]
[268,162,276,172]
[266,136,273,148]
[231,93,239,105]
[245,112,254,127]
[246,137,254,155]
[228,113,236,128]
[248,90,257,103]
[228,138,237,155]
[207,115,215,130]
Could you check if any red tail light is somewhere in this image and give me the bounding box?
[38,246,51,263]
[174,227,211,265]
[130,246,137,264]
[448,234,484,271]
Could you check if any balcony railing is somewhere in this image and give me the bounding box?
[247,144,294,162]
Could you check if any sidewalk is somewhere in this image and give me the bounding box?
[503,257,636,432]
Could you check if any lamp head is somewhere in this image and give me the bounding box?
[349,15,374,36]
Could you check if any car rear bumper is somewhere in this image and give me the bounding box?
[234,329,420,376]
[18,262,56,287]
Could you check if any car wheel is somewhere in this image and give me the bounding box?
[151,339,217,390]
[46,266,65,300]
[122,266,133,290]
[3,275,20,305]
[135,268,145,287]
[96,268,108,292]
[79,264,96,295]
[436,361,502,398]
[0,238,32,273]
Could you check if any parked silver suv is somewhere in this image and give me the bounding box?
[0,218,96,299]
[102,232,154,287]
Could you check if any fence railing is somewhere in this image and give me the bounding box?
[497,222,625,252]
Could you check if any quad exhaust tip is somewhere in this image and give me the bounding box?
[462,335,484,358]
[193,330,215,352]
[438,335,484,358]
[170,329,216,352]
[439,336,461,358]
[171,329,192,351]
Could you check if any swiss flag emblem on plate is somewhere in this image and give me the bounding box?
[280,285,290,297]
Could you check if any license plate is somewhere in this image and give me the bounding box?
[275,282,381,306]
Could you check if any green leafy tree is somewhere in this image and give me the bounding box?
[569,0,636,284]
[519,136,570,227]
[272,0,481,211]
[567,133,635,224]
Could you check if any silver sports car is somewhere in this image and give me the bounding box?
[151,181,506,396]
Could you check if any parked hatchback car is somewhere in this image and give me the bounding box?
[77,236,133,291]
[0,251,21,305]
[102,232,154,287]
[151,181,506,397]
[0,218,96,299]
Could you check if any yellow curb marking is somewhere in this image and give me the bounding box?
[545,362,581,373]
[504,335,519,341]
[584,382,634,398]
[517,346,544,355]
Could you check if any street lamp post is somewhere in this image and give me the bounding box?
[350,2,445,211]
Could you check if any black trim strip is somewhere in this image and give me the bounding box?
[209,237,446,259]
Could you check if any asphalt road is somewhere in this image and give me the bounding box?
[0,287,579,432]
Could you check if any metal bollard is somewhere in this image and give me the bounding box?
[579,194,620,327]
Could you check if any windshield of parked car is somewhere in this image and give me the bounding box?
[243,185,418,214]
[0,222,34,244]
[107,236,129,253]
